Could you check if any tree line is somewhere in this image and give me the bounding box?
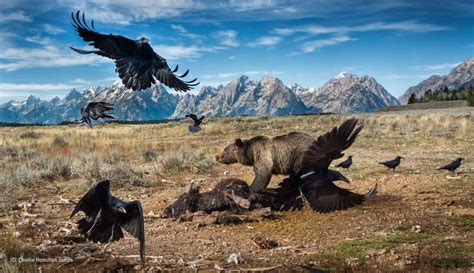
[407,85,474,106]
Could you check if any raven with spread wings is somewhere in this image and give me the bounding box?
[70,180,145,267]
[70,11,198,92]
[185,114,205,133]
[80,101,114,128]
[273,119,377,213]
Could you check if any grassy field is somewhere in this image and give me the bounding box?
[0,107,473,272]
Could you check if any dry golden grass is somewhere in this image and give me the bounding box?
[0,106,473,272]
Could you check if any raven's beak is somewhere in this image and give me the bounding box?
[339,174,351,183]
[117,207,127,214]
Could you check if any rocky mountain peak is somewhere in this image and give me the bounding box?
[399,57,474,104]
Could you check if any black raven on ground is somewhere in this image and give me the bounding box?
[437,157,464,172]
[273,119,377,213]
[336,155,353,169]
[379,156,404,171]
[70,180,145,267]
[70,11,198,92]
[185,114,205,133]
[80,101,114,128]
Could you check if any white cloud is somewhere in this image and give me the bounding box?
[273,6,297,13]
[0,11,32,23]
[70,78,87,84]
[214,30,239,47]
[302,35,356,53]
[0,82,77,91]
[414,62,461,71]
[380,74,430,80]
[227,0,277,11]
[171,24,204,42]
[248,36,281,47]
[41,24,65,35]
[274,20,447,36]
[153,44,220,60]
[201,70,285,79]
[0,39,109,71]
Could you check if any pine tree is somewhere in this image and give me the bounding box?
[407,93,418,104]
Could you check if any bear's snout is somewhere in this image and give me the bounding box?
[215,153,227,163]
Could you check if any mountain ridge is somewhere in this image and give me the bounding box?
[1,73,400,124]
[399,57,474,104]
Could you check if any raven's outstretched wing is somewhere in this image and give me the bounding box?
[302,183,377,213]
[119,200,145,267]
[272,177,306,211]
[70,180,110,219]
[71,11,199,92]
[71,11,136,60]
[185,114,198,122]
[152,63,199,92]
[83,102,114,120]
[300,119,363,174]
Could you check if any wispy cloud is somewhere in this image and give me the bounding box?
[214,30,239,47]
[41,24,65,35]
[171,24,204,42]
[0,11,32,23]
[153,44,222,60]
[0,82,77,92]
[414,62,461,71]
[380,74,430,80]
[228,0,278,11]
[0,37,109,71]
[302,35,356,53]
[274,20,448,36]
[201,70,285,79]
[248,36,281,47]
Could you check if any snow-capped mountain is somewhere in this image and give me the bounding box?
[1,74,400,124]
[172,75,309,118]
[399,57,474,104]
[0,82,179,124]
[298,72,400,113]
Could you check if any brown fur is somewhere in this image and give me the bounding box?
[162,178,272,218]
[215,132,315,192]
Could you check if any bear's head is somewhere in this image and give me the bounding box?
[215,138,248,165]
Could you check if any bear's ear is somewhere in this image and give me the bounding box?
[235,138,243,147]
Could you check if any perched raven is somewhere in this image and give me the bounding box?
[70,180,145,267]
[336,155,353,169]
[437,157,464,172]
[185,114,205,133]
[273,119,377,213]
[80,102,114,128]
[379,156,404,171]
[70,11,198,92]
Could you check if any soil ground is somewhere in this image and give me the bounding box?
[0,107,473,272]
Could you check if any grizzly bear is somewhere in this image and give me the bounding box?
[215,132,315,192]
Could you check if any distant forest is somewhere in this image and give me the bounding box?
[407,85,474,106]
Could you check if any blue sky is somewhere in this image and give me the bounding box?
[0,0,473,103]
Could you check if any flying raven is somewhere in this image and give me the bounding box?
[379,156,404,171]
[70,180,145,267]
[185,114,205,133]
[336,155,353,169]
[273,119,377,213]
[70,11,198,92]
[437,157,464,172]
[80,101,114,128]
